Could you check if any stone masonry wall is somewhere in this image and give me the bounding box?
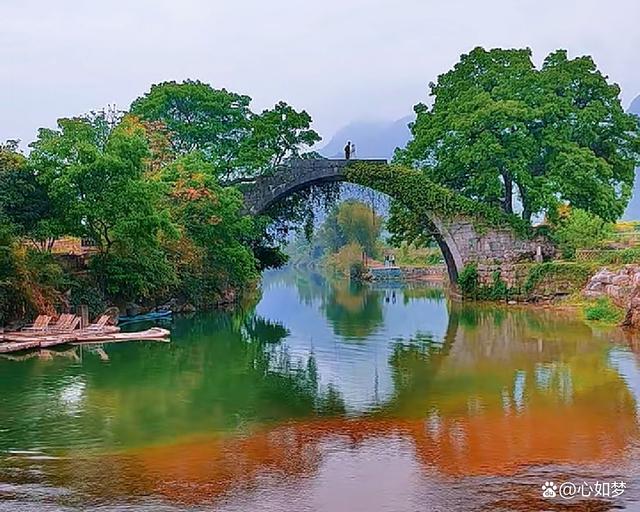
[244,159,554,288]
[434,216,554,287]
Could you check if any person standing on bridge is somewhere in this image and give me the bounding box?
[351,142,356,159]
[344,141,351,160]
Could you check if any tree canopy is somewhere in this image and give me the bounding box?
[395,47,640,223]
[130,80,253,175]
[29,114,168,256]
[316,200,383,258]
[0,141,62,249]
[130,80,319,181]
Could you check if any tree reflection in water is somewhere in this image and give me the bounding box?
[1,270,639,510]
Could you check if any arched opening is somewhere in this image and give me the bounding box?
[243,159,460,283]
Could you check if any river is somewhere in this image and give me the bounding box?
[1,268,640,511]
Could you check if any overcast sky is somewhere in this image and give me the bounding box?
[2,0,639,147]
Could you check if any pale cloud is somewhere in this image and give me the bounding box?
[2,0,639,146]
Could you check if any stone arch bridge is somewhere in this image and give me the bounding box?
[242,159,552,286]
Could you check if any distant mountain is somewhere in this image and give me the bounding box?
[324,106,640,220]
[630,95,640,116]
[623,95,640,220]
[319,116,413,160]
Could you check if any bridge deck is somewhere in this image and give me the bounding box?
[242,158,387,215]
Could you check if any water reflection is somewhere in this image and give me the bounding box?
[1,268,640,510]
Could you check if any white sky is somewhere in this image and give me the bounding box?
[2,0,639,147]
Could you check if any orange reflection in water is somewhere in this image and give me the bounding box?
[108,397,636,506]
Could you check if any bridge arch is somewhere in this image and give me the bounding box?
[242,159,551,286]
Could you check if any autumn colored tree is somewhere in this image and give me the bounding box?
[159,153,259,305]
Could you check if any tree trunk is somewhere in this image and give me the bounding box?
[518,184,532,224]
[502,172,513,214]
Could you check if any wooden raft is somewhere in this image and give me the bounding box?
[0,327,170,354]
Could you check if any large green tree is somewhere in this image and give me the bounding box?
[29,114,167,253]
[396,47,640,223]
[29,113,175,300]
[237,101,321,178]
[0,141,63,250]
[130,81,320,182]
[130,80,253,178]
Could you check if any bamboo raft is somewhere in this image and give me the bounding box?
[0,327,170,354]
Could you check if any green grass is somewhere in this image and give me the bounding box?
[583,297,624,324]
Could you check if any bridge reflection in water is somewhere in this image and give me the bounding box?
[1,270,639,511]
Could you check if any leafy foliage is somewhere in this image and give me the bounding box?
[345,161,532,237]
[316,200,383,258]
[550,207,612,259]
[28,114,176,301]
[585,248,640,265]
[323,242,368,278]
[0,76,326,319]
[522,262,593,296]
[130,80,253,176]
[131,81,319,182]
[395,47,640,223]
[0,141,63,249]
[457,264,479,298]
[29,115,169,254]
[239,101,321,175]
[159,153,259,306]
[584,297,623,323]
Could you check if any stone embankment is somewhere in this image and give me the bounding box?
[367,266,446,282]
[584,265,640,327]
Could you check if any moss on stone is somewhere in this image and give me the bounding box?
[345,162,534,238]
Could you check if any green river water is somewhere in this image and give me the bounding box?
[1,268,640,511]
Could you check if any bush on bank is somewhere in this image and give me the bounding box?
[458,261,595,302]
[583,297,624,324]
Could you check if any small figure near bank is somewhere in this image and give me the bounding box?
[344,141,351,160]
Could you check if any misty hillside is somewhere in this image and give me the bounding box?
[630,95,640,116]
[623,94,640,219]
[319,116,413,160]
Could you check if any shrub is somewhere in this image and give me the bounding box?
[458,264,479,299]
[460,269,510,301]
[583,297,623,324]
[90,248,176,303]
[486,271,508,301]
[593,248,640,265]
[324,242,366,277]
[522,262,593,297]
[550,208,612,259]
